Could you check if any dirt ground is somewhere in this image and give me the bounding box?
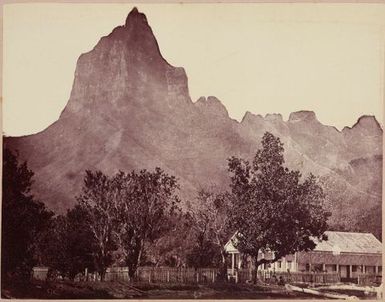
[1,279,318,299]
[1,279,376,299]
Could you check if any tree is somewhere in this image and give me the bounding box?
[227,132,330,282]
[356,203,382,241]
[144,212,191,267]
[76,170,120,280]
[2,148,53,279]
[37,215,69,278]
[39,205,97,280]
[75,168,180,280]
[186,236,220,268]
[187,189,232,276]
[114,168,180,277]
[65,205,97,278]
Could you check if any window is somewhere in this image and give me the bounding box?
[366,266,375,274]
[287,261,292,269]
[352,265,358,272]
[277,261,282,269]
[306,264,310,272]
[314,264,323,272]
[326,265,337,272]
[379,266,382,273]
[234,254,239,268]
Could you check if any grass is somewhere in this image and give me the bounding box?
[1,278,324,299]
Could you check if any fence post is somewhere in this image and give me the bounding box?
[179,268,181,283]
[167,270,170,283]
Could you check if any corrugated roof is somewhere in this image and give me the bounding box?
[225,231,382,255]
[313,231,382,254]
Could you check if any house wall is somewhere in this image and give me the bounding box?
[296,251,382,280]
[224,231,382,282]
[32,267,49,281]
[229,250,382,278]
[297,251,382,267]
[227,252,298,273]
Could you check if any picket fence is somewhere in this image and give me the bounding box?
[235,269,340,284]
[102,266,340,284]
[357,273,382,286]
[133,267,220,283]
[104,267,130,282]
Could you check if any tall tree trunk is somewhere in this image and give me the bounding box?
[99,248,107,281]
[127,239,144,279]
[137,240,143,268]
[128,259,138,279]
[219,250,228,281]
[100,269,106,282]
[253,256,259,284]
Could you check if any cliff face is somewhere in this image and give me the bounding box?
[4,8,382,234]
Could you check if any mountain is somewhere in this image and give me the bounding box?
[3,8,382,236]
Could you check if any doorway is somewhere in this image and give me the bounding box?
[339,265,350,279]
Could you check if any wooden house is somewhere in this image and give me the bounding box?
[32,266,49,281]
[224,231,382,282]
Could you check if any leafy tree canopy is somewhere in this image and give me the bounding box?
[113,168,180,276]
[38,205,96,280]
[187,189,232,273]
[76,170,121,280]
[227,132,330,269]
[2,148,53,278]
[76,168,180,278]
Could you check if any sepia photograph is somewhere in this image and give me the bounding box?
[2,1,384,299]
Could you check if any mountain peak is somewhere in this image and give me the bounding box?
[265,113,283,122]
[195,96,229,117]
[241,111,263,124]
[125,7,148,27]
[345,115,383,133]
[356,115,381,126]
[288,111,318,123]
[4,6,382,238]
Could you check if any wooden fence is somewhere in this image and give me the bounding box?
[105,267,339,284]
[108,267,379,285]
[357,273,382,286]
[81,266,351,285]
[234,269,340,284]
[105,267,130,282]
[134,267,220,284]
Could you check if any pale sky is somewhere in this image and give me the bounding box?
[3,3,385,136]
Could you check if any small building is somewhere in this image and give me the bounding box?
[32,266,49,281]
[224,231,382,282]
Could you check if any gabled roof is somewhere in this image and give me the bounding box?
[224,231,382,255]
[224,232,239,253]
[313,231,382,254]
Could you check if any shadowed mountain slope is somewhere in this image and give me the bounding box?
[4,8,382,236]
